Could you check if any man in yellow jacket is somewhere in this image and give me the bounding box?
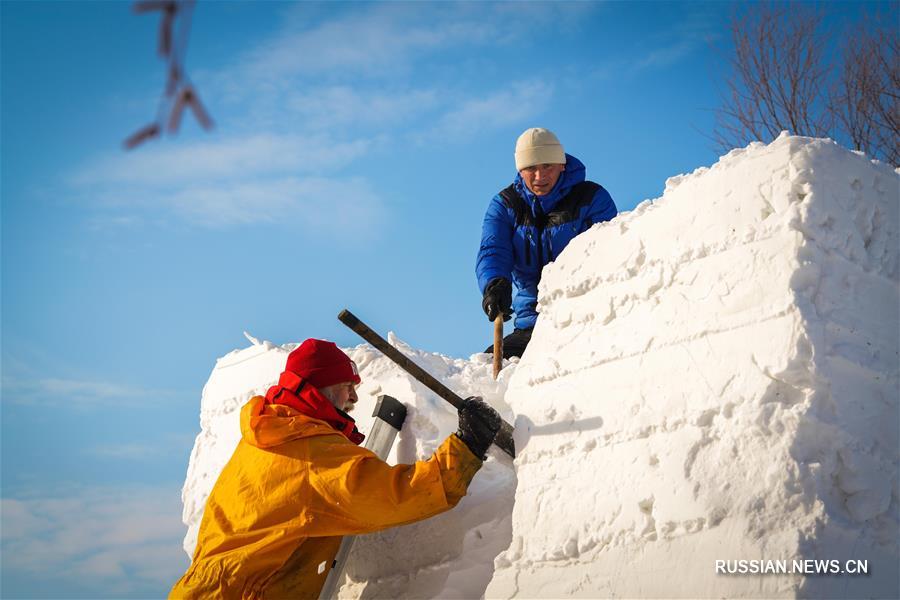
[171,338,501,599]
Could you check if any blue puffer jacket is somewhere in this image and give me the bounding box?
[476,154,617,330]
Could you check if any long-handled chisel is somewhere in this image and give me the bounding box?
[338,309,516,458]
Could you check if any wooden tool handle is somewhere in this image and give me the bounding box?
[339,309,463,409]
[493,315,504,379]
[338,309,516,458]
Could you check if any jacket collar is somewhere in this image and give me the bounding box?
[514,153,587,215]
[263,371,365,445]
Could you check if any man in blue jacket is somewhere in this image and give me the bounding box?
[476,127,618,358]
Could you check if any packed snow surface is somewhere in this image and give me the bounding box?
[180,135,898,598]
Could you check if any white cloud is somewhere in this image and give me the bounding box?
[1,485,188,597]
[88,442,174,461]
[209,2,593,127]
[73,133,372,187]
[423,84,553,142]
[157,175,383,230]
[86,433,195,462]
[0,498,50,540]
[632,8,719,72]
[79,2,602,231]
[69,133,386,231]
[1,373,182,409]
[635,39,701,70]
[285,86,440,131]
[227,3,500,84]
[217,2,598,96]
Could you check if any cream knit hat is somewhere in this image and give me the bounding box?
[514,127,565,170]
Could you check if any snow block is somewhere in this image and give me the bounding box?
[180,136,898,599]
[486,135,899,599]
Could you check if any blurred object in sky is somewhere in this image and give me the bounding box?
[168,85,213,133]
[124,0,213,150]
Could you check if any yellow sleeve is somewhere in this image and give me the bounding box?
[302,434,482,537]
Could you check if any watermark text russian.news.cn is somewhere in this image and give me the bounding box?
[715,559,869,575]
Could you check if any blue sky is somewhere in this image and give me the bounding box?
[1,1,891,597]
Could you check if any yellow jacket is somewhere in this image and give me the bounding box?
[170,396,482,599]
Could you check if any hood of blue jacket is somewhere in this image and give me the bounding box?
[513,153,586,214]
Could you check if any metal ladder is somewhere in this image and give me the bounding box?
[318,395,407,600]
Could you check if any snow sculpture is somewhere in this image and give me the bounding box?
[180,136,898,599]
[487,134,898,599]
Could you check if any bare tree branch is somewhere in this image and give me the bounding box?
[830,15,899,165]
[715,2,899,167]
[715,3,831,150]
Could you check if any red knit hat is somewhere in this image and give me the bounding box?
[285,339,360,389]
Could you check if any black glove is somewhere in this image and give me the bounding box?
[455,396,501,460]
[481,278,512,322]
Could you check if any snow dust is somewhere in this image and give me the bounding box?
[179,135,898,598]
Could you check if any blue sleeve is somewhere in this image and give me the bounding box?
[475,195,514,294]
[586,185,617,225]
